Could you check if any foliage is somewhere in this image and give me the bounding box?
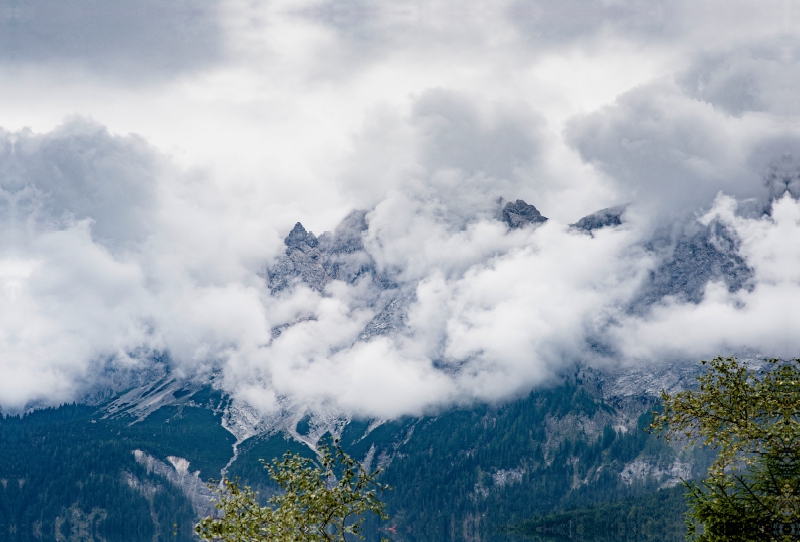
[652,357,800,542]
[196,440,390,542]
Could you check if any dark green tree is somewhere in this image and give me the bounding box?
[196,440,390,542]
[653,357,800,542]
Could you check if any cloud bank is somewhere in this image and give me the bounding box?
[0,0,223,80]
[0,0,798,418]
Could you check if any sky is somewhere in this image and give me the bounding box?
[0,0,799,416]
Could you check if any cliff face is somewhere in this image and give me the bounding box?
[267,210,378,294]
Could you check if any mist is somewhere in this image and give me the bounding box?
[0,0,797,417]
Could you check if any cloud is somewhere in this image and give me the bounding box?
[0,0,223,81]
[294,0,794,77]
[1,118,160,247]
[565,80,795,215]
[0,119,272,410]
[338,89,547,223]
[0,222,153,408]
[678,39,800,116]
[0,121,165,409]
[609,193,800,362]
[214,215,656,418]
[1,109,800,421]
[506,0,682,47]
[1,2,800,420]
[0,96,793,417]
[412,89,545,181]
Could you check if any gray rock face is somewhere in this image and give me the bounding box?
[266,197,759,345]
[132,450,216,517]
[267,211,381,293]
[571,205,625,232]
[318,210,376,284]
[267,222,329,293]
[267,197,552,341]
[358,291,414,341]
[500,199,547,229]
[266,211,413,340]
[103,376,200,423]
[637,218,753,306]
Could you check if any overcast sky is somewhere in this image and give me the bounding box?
[0,0,798,415]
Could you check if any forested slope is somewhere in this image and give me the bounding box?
[0,369,709,542]
[228,374,711,542]
[0,400,233,542]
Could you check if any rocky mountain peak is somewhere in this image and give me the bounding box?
[571,205,625,232]
[268,211,377,294]
[268,197,755,339]
[501,199,547,229]
[285,222,318,248]
[268,222,327,292]
[635,217,753,307]
[318,210,368,255]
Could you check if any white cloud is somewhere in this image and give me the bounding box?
[610,193,800,362]
[0,222,153,408]
[0,1,799,417]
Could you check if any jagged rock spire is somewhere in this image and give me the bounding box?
[500,199,547,229]
[284,222,318,248]
[571,205,625,232]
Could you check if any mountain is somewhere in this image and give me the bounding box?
[267,209,382,294]
[0,362,707,542]
[0,197,760,542]
[570,205,625,232]
[635,217,753,307]
[498,199,548,229]
[223,363,709,542]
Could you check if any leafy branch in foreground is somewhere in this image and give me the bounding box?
[652,357,800,542]
[196,439,391,542]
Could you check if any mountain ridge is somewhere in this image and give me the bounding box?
[0,194,773,542]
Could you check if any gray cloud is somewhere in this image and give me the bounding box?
[564,81,798,215]
[2,1,800,419]
[412,89,544,180]
[293,0,679,81]
[678,39,800,116]
[0,0,223,80]
[301,0,667,62]
[507,0,682,46]
[0,118,160,247]
[338,89,547,227]
[293,0,794,81]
